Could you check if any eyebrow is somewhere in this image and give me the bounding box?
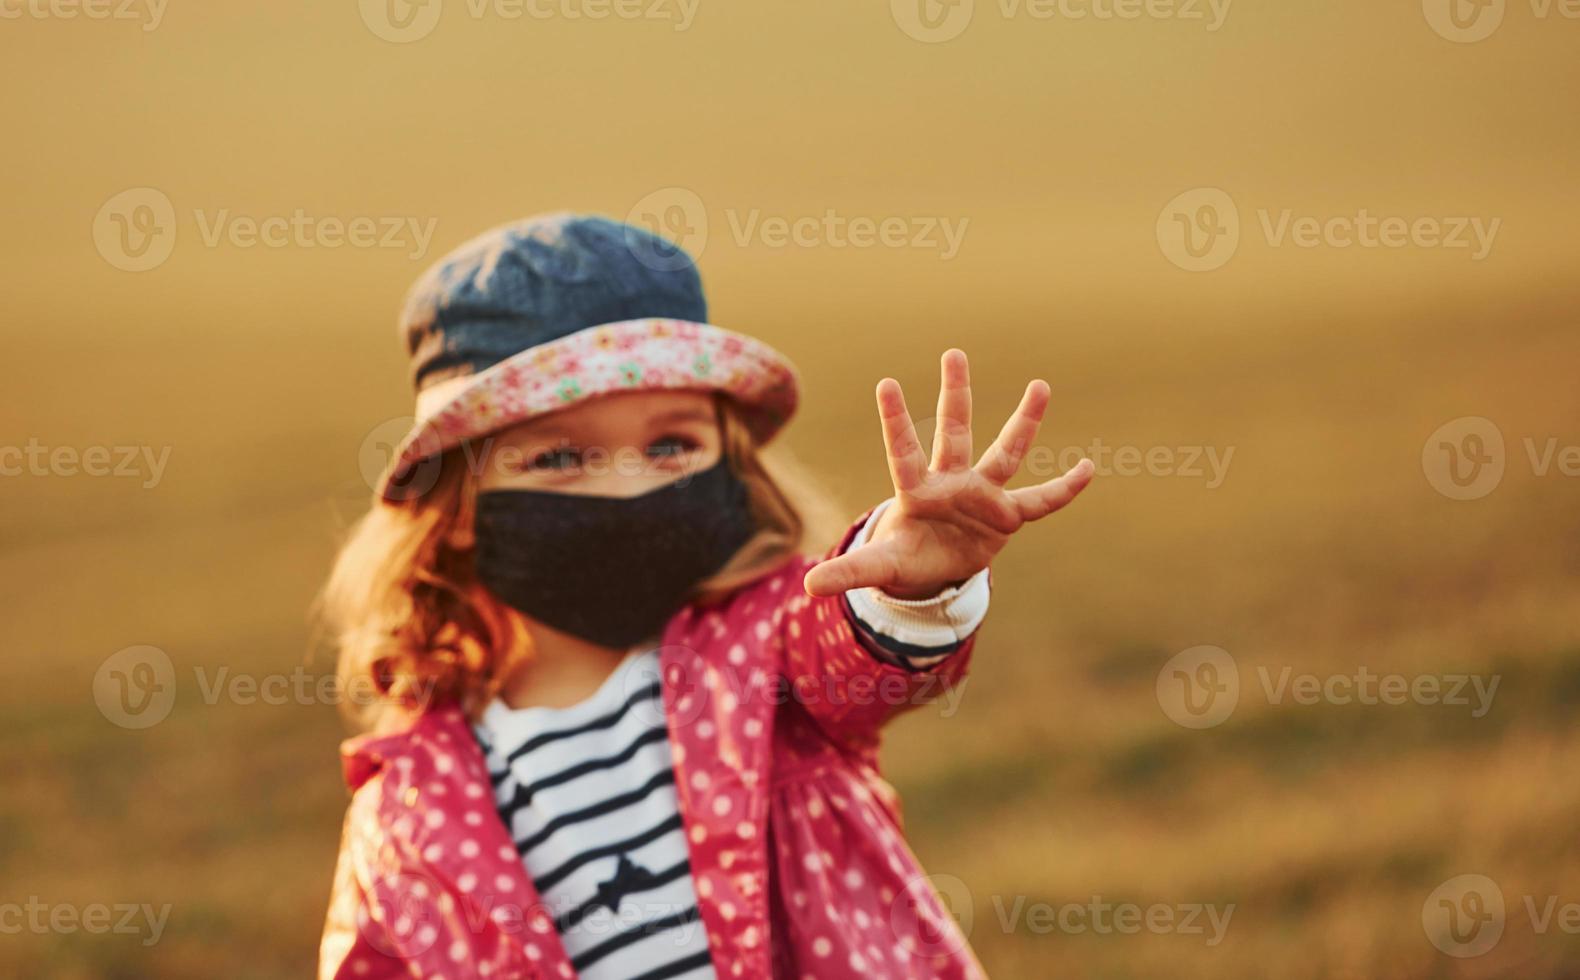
[519,405,718,442]
[646,406,718,427]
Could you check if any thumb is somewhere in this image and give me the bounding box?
[802,544,898,597]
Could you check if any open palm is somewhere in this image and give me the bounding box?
[804,349,1094,599]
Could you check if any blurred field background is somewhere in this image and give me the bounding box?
[4,1,1580,977]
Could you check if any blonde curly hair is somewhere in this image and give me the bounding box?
[318,393,845,733]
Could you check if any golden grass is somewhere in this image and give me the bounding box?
[2,286,1578,978]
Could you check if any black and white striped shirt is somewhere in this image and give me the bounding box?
[472,498,989,979]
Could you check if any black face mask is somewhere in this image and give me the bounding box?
[472,458,757,650]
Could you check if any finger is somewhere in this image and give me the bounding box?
[877,378,928,494]
[1007,458,1095,522]
[976,379,1050,485]
[930,348,972,472]
[802,543,901,597]
[958,485,1025,536]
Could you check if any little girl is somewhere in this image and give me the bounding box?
[317,213,1093,980]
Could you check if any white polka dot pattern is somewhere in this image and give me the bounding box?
[318,505,987,979]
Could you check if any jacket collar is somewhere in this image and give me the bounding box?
[336,566,791,978]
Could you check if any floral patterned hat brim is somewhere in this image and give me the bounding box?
[376,318,800,500]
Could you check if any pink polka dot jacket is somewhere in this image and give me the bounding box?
[318,505,990,979]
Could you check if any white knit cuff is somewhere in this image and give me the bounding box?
[843,497,991,656]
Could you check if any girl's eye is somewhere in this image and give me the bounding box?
[527,447,581,471]
[647,435,700,459]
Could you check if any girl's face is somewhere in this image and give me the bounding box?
[475,390,724,497]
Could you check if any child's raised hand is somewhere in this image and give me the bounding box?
[803,349,1094,599]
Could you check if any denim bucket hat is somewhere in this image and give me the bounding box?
[376,212,800,500]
